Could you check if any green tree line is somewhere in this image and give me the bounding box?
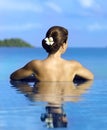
[0,38,34,47]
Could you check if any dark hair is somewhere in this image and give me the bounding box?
[42,26,68,54]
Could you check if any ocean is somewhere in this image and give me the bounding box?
[0,47,107,130]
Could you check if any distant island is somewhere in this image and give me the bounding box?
[0,38,34,47]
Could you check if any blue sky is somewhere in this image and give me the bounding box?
[0,0,107,47]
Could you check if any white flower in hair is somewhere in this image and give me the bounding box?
[45,37,54,45]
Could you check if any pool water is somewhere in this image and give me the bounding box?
[0,48,107,130]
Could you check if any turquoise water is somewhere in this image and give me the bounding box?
[0,47,107,130]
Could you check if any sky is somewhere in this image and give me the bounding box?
[0,0,107,47]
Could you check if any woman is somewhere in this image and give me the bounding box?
[10,26,94,81]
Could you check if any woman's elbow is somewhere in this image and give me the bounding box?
[10,73,16,80]
[89,73,94,80]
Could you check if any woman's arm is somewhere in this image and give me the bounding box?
[75,62,94,80]
[10,61,35,80]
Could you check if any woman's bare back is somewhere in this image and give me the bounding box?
[33,59,79,81]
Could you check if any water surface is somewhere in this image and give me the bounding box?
[0,47,107,130]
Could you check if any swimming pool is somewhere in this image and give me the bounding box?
[0,48,107,130]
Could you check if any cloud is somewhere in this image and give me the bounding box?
[77,0,102,17]
[87,23,107,31]
[78,0,101,11]
[0,0,43,13]
[45,2,62,13]
[0,23,42,31]
[78,0,94,8]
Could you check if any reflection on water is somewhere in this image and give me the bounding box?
[41,105,67,128]
[10,81,93,128]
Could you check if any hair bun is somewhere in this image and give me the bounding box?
[42,26,68,54]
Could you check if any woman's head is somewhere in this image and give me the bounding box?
[42,26,68,54]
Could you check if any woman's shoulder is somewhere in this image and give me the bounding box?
[66,60,82,68]
[27,60,43,68]
[29,59,42,64]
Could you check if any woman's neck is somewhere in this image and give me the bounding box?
[48,51,62,59]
